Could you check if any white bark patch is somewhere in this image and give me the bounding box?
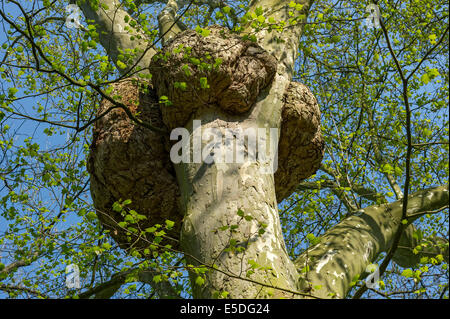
[250,206,280,264]
[316,250,338,274]
[426,192,434,200]
[265,250,278,262]
[363,241,373,262]
[239,161,253,184]
[332,271,345,279]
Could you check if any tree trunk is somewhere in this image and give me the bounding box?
[174,103,301,298]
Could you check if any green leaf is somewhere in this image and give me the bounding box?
[381,163,394,174]
[428,34,437,44]
[8,87,18,97]
[118,221,127,228]
[330,35,341,43]
[313,285,322,290]
[421,73,430,84]
[165,220,175,229]
[86,211,97,221]
[199,77,210,89]
[195,276,205,286]
[145,227,157,233]
[116,60,127,69]
[402,269,413,278]
[159,95,172,106]
[112,202,123,212]
[153,275,162,283]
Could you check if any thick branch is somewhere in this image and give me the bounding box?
[157,0,188,45]
[77,0,156,75]
[297,179,387,205]
[244,0,314,75]
[393,224,449,268]
[294,185,449,298]
[78,268,181,299]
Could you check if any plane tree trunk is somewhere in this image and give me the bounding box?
[82,0,449,299]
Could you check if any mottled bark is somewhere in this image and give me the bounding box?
[87,76,324,254]
[175,110,301,298]
[87,79,182,251]
[157,0,187,45]
[294,185,449,298]
[145,17,320,296]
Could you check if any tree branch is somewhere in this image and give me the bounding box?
[78,267,181,299]
[76,0,157,75]
[243,0,315,75]
[392,224,449,268]
[157,0,188,45]
[294,185,449,298]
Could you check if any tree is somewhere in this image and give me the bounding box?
[0,0,448,299]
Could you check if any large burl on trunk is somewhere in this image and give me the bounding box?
[87,80,183,251]
[88,26,324,297]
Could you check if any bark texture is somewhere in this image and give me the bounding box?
[276,82,324,201]
[87,81,323,250]
[87,79,182,251]
[87,25,324,297]
[294,185,449,298]
[78,0,155,75]
[149,26,278,129]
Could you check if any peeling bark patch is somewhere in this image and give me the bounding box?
[254,206,280,264]
[332,271,345,279]
[363,241,373,262]
[316,249,338,274]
